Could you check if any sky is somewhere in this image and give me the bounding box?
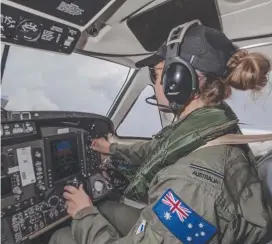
[1,45,129,115]
[1,44,272,140]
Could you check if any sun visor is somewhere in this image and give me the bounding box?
[131,0,221,53]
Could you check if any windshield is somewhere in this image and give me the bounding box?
[1,45,132,116]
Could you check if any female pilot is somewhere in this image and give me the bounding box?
[50,23,271,244]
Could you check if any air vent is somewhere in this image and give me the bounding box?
[65,112,77,117]
[11,113,20,120]
[224,0,248,2]
[21,112,31,120]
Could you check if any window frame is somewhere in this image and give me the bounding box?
[1,44,10,82]
[115,84,163,139]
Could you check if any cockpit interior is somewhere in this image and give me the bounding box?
[1,0,272,243]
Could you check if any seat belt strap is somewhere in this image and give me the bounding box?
[198,133,272,150]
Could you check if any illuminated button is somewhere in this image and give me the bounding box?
[38,185,46,191]
[35,161,42,166]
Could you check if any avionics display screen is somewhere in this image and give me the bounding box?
[50,136,80,182]
[1,176,12,197]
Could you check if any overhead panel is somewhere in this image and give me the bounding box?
[6,0,113,26]
[0,0,122,54]
[1,3,81,54]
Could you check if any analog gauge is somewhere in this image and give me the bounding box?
[16,20,41,42]
[48,195,59,207]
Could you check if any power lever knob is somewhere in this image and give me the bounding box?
[12,186,22,195]
[66,177,81,189]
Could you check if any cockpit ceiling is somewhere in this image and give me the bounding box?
[1,0,272,67]
[79,0,272,66]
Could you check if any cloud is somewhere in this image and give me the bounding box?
[1,45,130,115]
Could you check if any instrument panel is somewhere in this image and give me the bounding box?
[1,111,117,244]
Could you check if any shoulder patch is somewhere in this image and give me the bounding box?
[136,220,146,235]
[153,189,216,243]
[189,164,224,186]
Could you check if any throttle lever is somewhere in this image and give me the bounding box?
[43,177,83,202]
[66,177,82,189]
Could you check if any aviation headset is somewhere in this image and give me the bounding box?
[147,20,202,113]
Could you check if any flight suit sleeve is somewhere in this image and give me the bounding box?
[71,161,271,244]
[71,203,165,244]
[109,140,155,165]
[222,158,272,244]
[221,181,271,244]
[71,171,221,244]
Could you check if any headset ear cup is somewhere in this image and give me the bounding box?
[162,58,199,106]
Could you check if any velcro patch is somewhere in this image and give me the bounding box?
[153,189,217,243]
[189,164,224,186]
[136,220,146,235]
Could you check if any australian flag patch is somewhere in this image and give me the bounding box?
[153,189,216,243]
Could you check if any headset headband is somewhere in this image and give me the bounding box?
[165,20,202,59]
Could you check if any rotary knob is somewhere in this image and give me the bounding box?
[40,202,49,211]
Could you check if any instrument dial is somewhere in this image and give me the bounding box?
[48,195,59,207]
[16,20,42,42]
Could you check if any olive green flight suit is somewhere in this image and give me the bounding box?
[50,143,272,244]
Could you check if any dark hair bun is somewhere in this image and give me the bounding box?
[199,50,271,106]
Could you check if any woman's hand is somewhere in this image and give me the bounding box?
[63,184,92,218]
[91,137,110,154]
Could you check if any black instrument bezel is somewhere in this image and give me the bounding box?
[43,132,83,188]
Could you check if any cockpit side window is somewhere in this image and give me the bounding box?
[225,42,272,136]
[117,85,163,138]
